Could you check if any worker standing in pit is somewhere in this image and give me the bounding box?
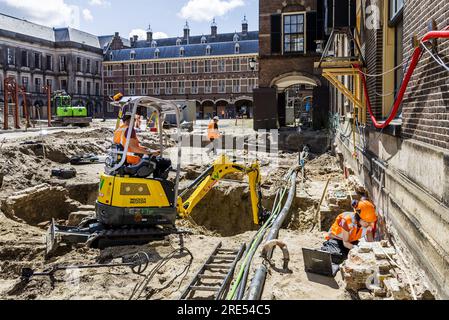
[207,116,221,156]
[321,199,378,264]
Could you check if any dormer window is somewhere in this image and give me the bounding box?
[109,52,113,60]
[180,47,185,57]
[233,33,239,42]
[201,36,207,44]
[176,38,182,46]
[130,50,136,60]
[151,40,157,48]
[234,43,240,54]
[154,48,160,59]
[206,45,211,55]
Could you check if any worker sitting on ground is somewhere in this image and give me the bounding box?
[113,112,172,179]
[207,116,221,156]
[321,199,377,264]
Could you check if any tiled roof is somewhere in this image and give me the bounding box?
[107,40,258,61]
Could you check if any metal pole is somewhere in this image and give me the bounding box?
[14,83,20,129]
[47,85,52,127]
[3,79,8,130]
[247,171,298,300]
[22,87,30,129]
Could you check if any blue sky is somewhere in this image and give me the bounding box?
[0,0,259,39]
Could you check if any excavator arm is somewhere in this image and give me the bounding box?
[177,155,264,225]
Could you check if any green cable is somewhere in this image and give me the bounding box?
[226,187,288,300]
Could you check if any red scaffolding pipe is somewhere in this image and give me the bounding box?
[355,28,449,129]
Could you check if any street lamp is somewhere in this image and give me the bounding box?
[249,58,257,71]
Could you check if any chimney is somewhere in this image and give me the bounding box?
[183,21,190,44]
[242,15,248,35]
[130,37,134,47]
[146,24,153,42]
[133,35,138,43]
[211,18,217,38]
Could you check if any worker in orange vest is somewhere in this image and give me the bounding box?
[207,116,221,156]
[113,113,171,178]
[321,199,378,264]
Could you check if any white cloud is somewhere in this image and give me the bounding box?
[82,9,93,22]
[129,29,168,40]
[0,0,81,28]
[178,0,244,22]
[88,0,111,7]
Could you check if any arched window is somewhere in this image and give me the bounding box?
[176,38,182,46]
[201,36,207,44]
[233,33,239,42]
[206,45,211,55]
[109,52,113,60]
[151,40,157,48]
[130,50,136,60]
[154,48,160,59]
[180,47,185,57]
[234,43,240,54]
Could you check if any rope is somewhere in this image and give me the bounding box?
[421,40,449,72]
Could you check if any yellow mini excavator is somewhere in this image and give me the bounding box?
[47,96,266,254]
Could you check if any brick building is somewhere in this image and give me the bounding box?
[103,19,259,119]
[0,14,104,120]
[325,0,449,298]
[254,0,329,130]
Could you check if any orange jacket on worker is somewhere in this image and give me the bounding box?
[207,121,220,141]
[113,124,142,165]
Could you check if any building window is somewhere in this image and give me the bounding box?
[86,59,91,73]
[283,13,305,53]
[94,61,99,74]
[21,77,29,91]
[206,45,211,55]
[153,63,160,75]
[109,52,113,60]
[205,60,212,73]
[180,47,185,57]
[218,79,226,93]
[21,51,29,67]
[142,64,148,75]
[201,36,207,44]
[61,80,68,91]
[191,80,198,94]
[154,49,160,59]
[95,82,100,96]
[178,81,185,94]
[165,62,172,74]
[151,40,157,48]
[154,82,160,95]
[235,43,240,54]
[129,64,136,76]
[130,50,136,60]
[77,57,82,72]
[232,79,240,93]
[129,83,136,95]
[46,55,53,71]
[248,78,257,92]
[205,80,212,93]
[142,82,148,95]
[218,60,225,72]
[34,78,42,93]
[106,83,114,95]
[166,81,172,95]
[191,61,198,73]
[34,53,41,69]
[232,58,240,72]
[390,0,404,21]
[7,48,15,65]
[176,38,182,46]
[86,82,91,95]
[59,56,67,72]
[178,61,185,74]
[46,79,53,90]
[77,80,82,94]
[106,65,113,76]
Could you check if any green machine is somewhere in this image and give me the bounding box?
[53,91,92,126]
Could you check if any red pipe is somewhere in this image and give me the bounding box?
[355,29,449,129]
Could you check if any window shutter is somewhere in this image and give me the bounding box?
[306,12,317,53]
[271,14,282,54]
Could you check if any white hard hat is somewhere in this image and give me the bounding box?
[213,116,219,121]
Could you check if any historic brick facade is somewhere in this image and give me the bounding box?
[103,21,258,119]
[401,0,449,150]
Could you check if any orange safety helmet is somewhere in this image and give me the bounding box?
[356,200,377,223]
[113,92,124,102]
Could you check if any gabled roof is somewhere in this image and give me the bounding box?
[107,40,258,62]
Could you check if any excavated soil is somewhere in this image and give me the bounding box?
[0,125,357,300]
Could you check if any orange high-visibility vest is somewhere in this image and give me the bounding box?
[113,124,141,165]
[326,212,363,243]
[207,122,220,141]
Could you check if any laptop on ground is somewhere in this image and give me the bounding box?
[302,248,340,277]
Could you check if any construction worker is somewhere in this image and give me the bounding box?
[321,199,378,264]
[207,116,221,156]
[114,112,171,179]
